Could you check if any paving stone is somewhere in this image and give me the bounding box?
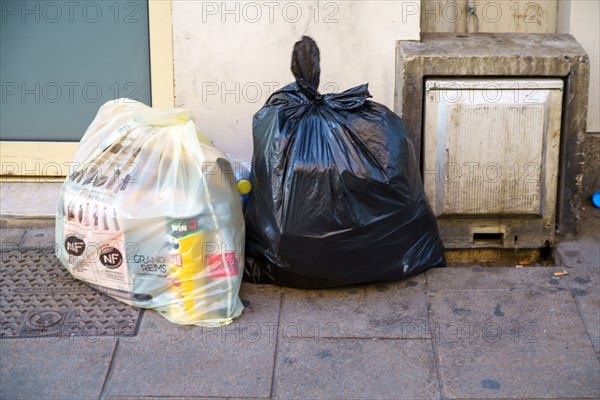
[429,288,600,399]
[557,239,600,270]
[280,275,429,339]
[426,266,569,292]
[105,397,266,400]
[0,336,116,400]
[102,283,281,399]
[556,222,600,356]
[0,182,62,218]
[567,266,600,356]
[273,338,439,400]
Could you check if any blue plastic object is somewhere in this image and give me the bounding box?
[592,191,600,208]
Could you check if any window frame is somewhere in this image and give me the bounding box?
[0,0,174,181]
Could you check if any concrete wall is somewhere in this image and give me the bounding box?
[172,1,420,161]
[420,0,598,133]
[558,0,599,133]
[558,0,600,200]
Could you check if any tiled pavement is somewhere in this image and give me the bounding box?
[1,210,598,400]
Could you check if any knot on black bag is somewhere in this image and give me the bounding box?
[291,36,321,99]
[291,36,371,110]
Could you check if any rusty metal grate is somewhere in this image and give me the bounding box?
[0,250,142,338]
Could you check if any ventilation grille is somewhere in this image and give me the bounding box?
[442,103,544,215]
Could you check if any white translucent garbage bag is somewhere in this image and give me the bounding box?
[56,99,245,326]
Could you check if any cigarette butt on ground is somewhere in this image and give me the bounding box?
[553,271,568,277]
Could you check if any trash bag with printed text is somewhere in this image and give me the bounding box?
[244,36,446,288]
[56,99,245,326]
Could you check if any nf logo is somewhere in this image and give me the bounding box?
[65,235,85,256]
[20,310,69,337]
[27,311,64,328]
[99,246,123,269]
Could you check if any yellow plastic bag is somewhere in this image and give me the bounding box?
[56,99,245,326]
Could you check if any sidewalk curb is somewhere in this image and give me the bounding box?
[0,215,55,228]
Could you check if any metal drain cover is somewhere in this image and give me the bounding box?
[1,250,142,338]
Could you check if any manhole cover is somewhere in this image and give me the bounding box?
[1,250,142,338]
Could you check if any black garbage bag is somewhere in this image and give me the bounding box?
[244,36,445,288]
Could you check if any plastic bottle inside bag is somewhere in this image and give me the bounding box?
[227,155,252,209]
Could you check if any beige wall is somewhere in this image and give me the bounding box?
[172,0,597,162]
[422,0,558,33]
[558,0,599,133]
[172,1,420,160]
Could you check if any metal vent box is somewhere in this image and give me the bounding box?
[423,78,563,249]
